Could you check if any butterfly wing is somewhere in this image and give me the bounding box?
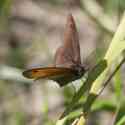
[23,67,78,86]
[55,14,81,68]
[23,14,85,87]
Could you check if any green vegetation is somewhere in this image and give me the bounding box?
[0,0,125,125]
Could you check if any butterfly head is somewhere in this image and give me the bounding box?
[72,64,86,78]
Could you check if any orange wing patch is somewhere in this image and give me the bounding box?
[23,67,75,79]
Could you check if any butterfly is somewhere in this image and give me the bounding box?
[23,14,86,87]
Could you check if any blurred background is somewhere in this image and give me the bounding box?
[0,0,125,125]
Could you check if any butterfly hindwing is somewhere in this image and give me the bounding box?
[54,14,81,68]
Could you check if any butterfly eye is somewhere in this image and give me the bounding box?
[74,66,85,76]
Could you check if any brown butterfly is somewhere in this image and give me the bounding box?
[23,14,86,87]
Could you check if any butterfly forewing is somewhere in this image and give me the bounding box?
[23,67,76,79]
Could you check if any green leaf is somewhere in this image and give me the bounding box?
[90,13,125,94]
[91,99,116,112]
[83,51,125,115]
[113,68,122,100]
[82,13,125,118]
[116,116,125,125]
[114,100,125,124]
[56,117,67,125]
